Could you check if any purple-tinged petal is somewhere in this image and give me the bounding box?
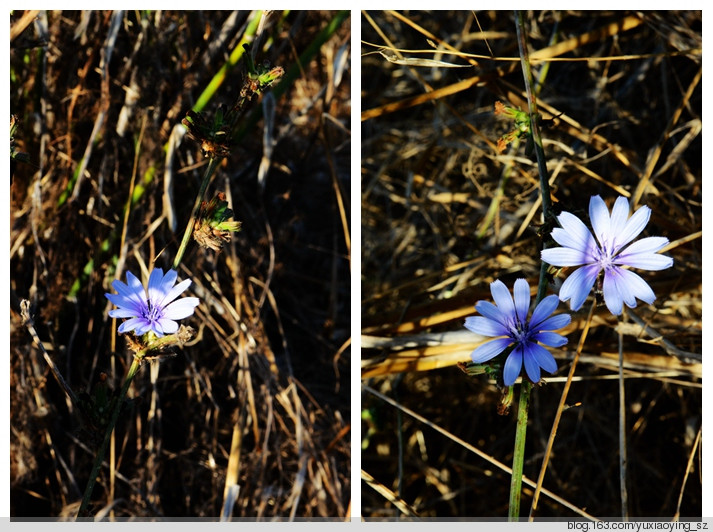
[156,318,179,335]
[105,293,143,313]
[503,346,523,386]
[490,280,516,321]
[541,247,593,267]
[529,294,560,329]
[553,211,597,252]
[139,319,159,335]
[618,236,668,256]
[620,269,657,305]
[125,272,148,304]
[608,196,631,238]
[604,268,656,313]
[475,300,509,327]
[118,317,145,334]
[558,264,600,311]
[112,274,146,307]
[160,278,193,307]
[533,331,568,348]
[602,269,626,315]
[522,344,542,383]
[147,268,171,305]
[534,313,571,333]
[589,195,611,249]
[162,297,200,320]
[615,252,673,271]
[528,342,558,375]
[109,308,143,319]
[471,337,513,363]
[513,279,531,325]
[612,203,651,252]
[615,237,673,270]
[465,316,509,337]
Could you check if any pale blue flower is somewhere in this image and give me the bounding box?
[465,279,570,386]
[106,268,199,337]
[541,195,673,316]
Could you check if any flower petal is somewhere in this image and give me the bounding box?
[109,308,142,319]
[147,268,172,306]
[162,297,200,321]
[528,342,558,375]
[529,294,559,329]
[534,313,571,333]
[156,318,179,335]
[474,300,509,328]
[608,196,631,239]
[522,343,542,383]
[118,317,146,334]
[553,211,597,252]
[541,246,594,267]
[111,273,146,308]
[620,269,657,305]
[533,331,568,347]
[617,235,668,255]
[602,269,626,315]
[603,267,656,315]
[105,293,143,314]
[615,237,673,270]
[589,195,611,249]
[503,346,523,386]
[470,337,513,364]
[489,280,516,323]
[513,279,531,325]
[160,278,193,307]
[465,316,508,337]
[558,264,600,311]
[612,203,651,252]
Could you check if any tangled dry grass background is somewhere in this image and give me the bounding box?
[11,10,350,519]
[361,11,701,519]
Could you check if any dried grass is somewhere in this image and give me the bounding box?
[10,10,350,519]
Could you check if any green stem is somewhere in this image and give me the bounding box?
[172,156,221,270]
[77,353,144,518]
[508,380,531,521]
[508,11,556,521]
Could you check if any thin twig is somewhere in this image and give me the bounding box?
[20,300,81,409]
[673,425,702,520]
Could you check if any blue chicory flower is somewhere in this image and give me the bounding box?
[464,279,571,386]
[106,268,200,337]
[541,195,673,316]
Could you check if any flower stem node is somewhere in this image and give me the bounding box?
[193,192,242,251]
[182,47,283,160]
[182,108,234,159]
[242,43,285,100]
[494,101,534,154]
[464,279,570,387]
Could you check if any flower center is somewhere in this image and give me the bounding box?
[143,300,162,323]
[510,319,530,343]
[596,242,615,271]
